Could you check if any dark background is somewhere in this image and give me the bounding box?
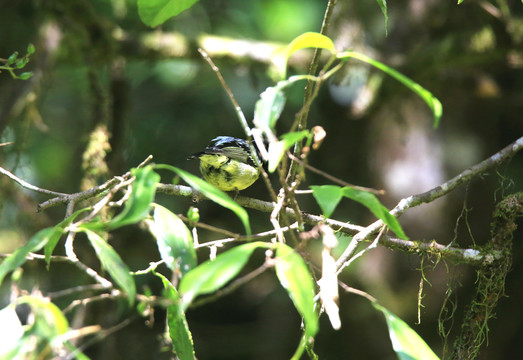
[0,0,522,359]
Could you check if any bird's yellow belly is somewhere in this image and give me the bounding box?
[199,155,260,191]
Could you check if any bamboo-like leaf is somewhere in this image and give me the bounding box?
[253,86,286,131]
[155,164,251,235]
[373,302,440,360]
[267,130,309,173]
[84,229,136,304]
[108,166,160,230]
[138,0,200,27]
[178,242,269,310]
[375,0,388,35]
[44,207,90,268]
[342,186,408,240]
[337,51,442,128]
[274,243,318,337]
[148,204,196,275]
[21,296,69,335]
[154,271,195,360]
[0,228,53,285]
[274,32,336,79]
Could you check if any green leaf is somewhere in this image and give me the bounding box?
[15,58,29,69]
[373,302,440,360]
[18,295,69,338]
[154,271,195,360]
[253,86,287,131]
[178,242,270,310]
[7,51,18,65]
[108,166,160,230]
[186,206,200,223]
[310,185,344,218]
[138,0,200,27]
[26,43,35,55]
[154,164,251,235]
[44,207,90,268]
[0,227,53,285]
[267,130,310,173]
[375,0,388,35]
[337,51,442,128]
[274,244,318,339]
[148,204,196,275]
[274,32,336,79]
[83,229,136,304]
[342,186,408,240]
[19,72,33,80]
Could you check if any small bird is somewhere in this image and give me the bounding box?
[188,136,261,192]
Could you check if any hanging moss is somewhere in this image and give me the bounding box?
[450,192,522,359]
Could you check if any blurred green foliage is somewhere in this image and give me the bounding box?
[0,0,522,359]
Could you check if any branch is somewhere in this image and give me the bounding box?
[391,136,523,217]
[335,136,523,271]
[0,166,67,197]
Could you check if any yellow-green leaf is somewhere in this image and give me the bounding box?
[138,0,200,27]
[0,228,52,285]
[178,242,270,310]
[310,185,344,218]
[108,166,160,230]
[373,302,440,360]
[155,164,251,235]
[154,271,195,360]
[148,204,196,275]
[274,32,336,79]
[337,51,442,128]
[274,243,318,337]
[83,229,136,304]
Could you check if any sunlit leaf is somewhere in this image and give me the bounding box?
[148,204,196,275]
[154,164,251,235]
[178,242,270,310]
[310,185,344,218]
[342,186,408,240]
[274,32,336,79]
[18,295,69,338]
[268,130,309,173]
[44,207,90,268]
[337,51,442,128]
[0,227,53,285]
[138,0,200,27]
[274,243,318,337]
[108,166,160,230]
[154,271,195,360]
[0,305,24,358]
[83,229,136,304]
[373,302,440,360]
[253,86,286,131]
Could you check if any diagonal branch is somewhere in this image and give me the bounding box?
[335,136,523,272]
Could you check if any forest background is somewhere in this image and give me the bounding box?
[0,0,522,359]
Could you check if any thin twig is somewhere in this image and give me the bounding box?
[287,152,385,195]
[191,262,271,308]
[0,165,68,196]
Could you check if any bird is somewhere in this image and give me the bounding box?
[188,136,262,192]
